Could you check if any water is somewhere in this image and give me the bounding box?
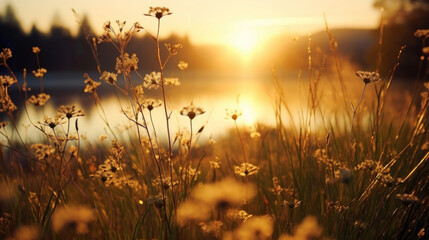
[10,70,293,143]
[8,69,416,143]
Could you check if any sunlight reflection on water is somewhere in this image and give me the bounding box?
[10,69,413,144]
[13,70,297,143]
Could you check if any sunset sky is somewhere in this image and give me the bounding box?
[1,0,380,47]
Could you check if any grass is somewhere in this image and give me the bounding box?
[0,6,428,240]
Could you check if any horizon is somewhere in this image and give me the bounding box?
[1,0,381,47]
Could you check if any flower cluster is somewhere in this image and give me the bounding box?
[143,71,162,89]
[27,93,50,106]
[0,48,12,63]
[115,53,138,75]
[144,7,172,19]
[180,102,205,120]
[178,61,188,70]
[31,143,56,161]
[355,71,381,84]
[177,178,256,225]
[57,105,85,119]
[32,68,47,78]
[226,108,242,121]
[83,73,101,93]
[52,205,96,234]
[165,43,182,55]
[234,163,259,177]
[99,71,118,85]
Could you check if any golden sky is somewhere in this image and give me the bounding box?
[2,0,380,46]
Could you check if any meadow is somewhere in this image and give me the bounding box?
[0,6,428,240]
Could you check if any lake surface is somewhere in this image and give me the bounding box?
[8,69,418,143]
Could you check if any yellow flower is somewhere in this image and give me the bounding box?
[226,108,242,121]
[83,73,101,93]
[192,177,256,210]
[57,105,85,119]
[143,71,161,89]
[178,61,188,70]
[180,102,205,120]
[32,46,41,54]
[278,216,322,240]
[0,48,12,63]
[52,205,96,234]
[144,7,172,19]
[27,93,50,106]
[232,215,274,240]
[165,43,182,55]
[99,71,117,85]
[0,75,16,87]
[355,71,381,84]
[115,53,138,75]
[32,68,47,78]
[234,163,259,177]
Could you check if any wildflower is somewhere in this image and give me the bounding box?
[83,73,101,93]
[180,102,205,120]
[179,167,201,181]
[143,71,162,89]
[271,177,284,195]
[32,68,47,78]
[144,7,172,19]
[177,200,211,225]
[133,84,145,99]
[40,115,65,129]
[178,60,188,70]
[152,176,178,190]
[115,53,138,75]
[279,216,322,240]
[98,29,112,43]
[396,193,420,206]
[57,105,85,119]
[0,96,17,112]
[250,131,261,139]
[0,75,16,87]
[226,209,253,222]
[418,228,425,239]
[234,163,259,177]
[99,71,117,85]
[354,159,377,171]
[27,93,50,106]
[164,77,181,86]
[52,205,96,234]
[226,108,242,121]
[31,144,55,161]
[200,221,223,237]
[165,43,182,55]
[229,215,274,240]
[32,46,41,54]
[99,135,108,141]
[355,71,381,84]
[192,178,256,210]
[141,98,162,111]
[0,48,12,63]
[209,157,221,169]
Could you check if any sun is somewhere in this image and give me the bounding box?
[229,27,259,59]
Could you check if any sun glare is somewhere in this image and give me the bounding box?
[230,27,259,59]
[239,98,257,125]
